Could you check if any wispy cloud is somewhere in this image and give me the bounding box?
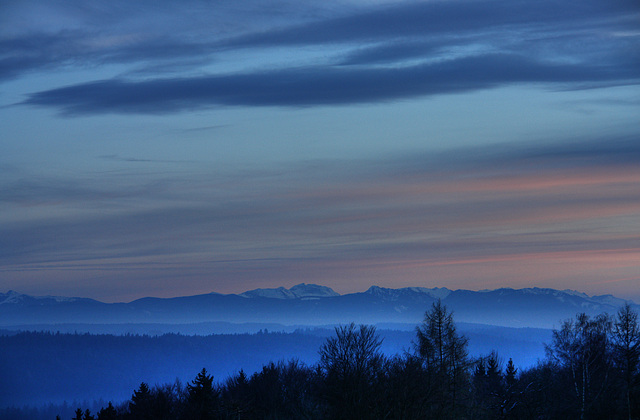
[0,0,337,82]
[220,0,638,49]
[6,0,638,114]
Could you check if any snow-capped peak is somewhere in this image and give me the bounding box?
[0,290,24,304]
[588,294,627,307]
[516,287,588,298]
[239,287,295,299]
[560,289,590,299]
[240,283,339,300]
[0,290,79,305]
[365,286,451,300]
[404,287,452,300]
[365,285,394,297]
[288,283,340,299]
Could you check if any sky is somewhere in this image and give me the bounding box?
[1,0,639,303]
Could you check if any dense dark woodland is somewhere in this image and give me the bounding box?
[0,324,549,409]
[4,301,640,420]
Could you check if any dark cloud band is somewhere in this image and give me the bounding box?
[23,53,636,115]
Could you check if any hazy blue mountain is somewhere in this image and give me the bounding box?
[240,283,340,299]
[1,284,635,329]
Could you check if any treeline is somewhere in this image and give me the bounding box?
[6,301,640,419]
[0,329,328,408]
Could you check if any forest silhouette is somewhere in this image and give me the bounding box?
[5,301,640,420]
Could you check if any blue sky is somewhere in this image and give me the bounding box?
[1,0,639,302]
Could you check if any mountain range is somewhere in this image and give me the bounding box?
[1,284,635,329]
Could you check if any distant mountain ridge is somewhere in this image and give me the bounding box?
[239,283,339,300]
[1,284,636,329]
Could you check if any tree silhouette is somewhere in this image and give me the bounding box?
[504,358,518,390]
[128,382,152,419]
[505,358,517,389]
[319,323,384,419]
[222,369,251,418]
[73,408,83,420]
[546,313,613,419]
[486,351,503,395]
[613,303,640,420]
[185,368,219,420]
[96,402,117,420]
[416,299,470,418]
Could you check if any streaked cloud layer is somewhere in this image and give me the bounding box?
[11,0,640,113]
[2,138,639,301]
[1,0,639,301]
